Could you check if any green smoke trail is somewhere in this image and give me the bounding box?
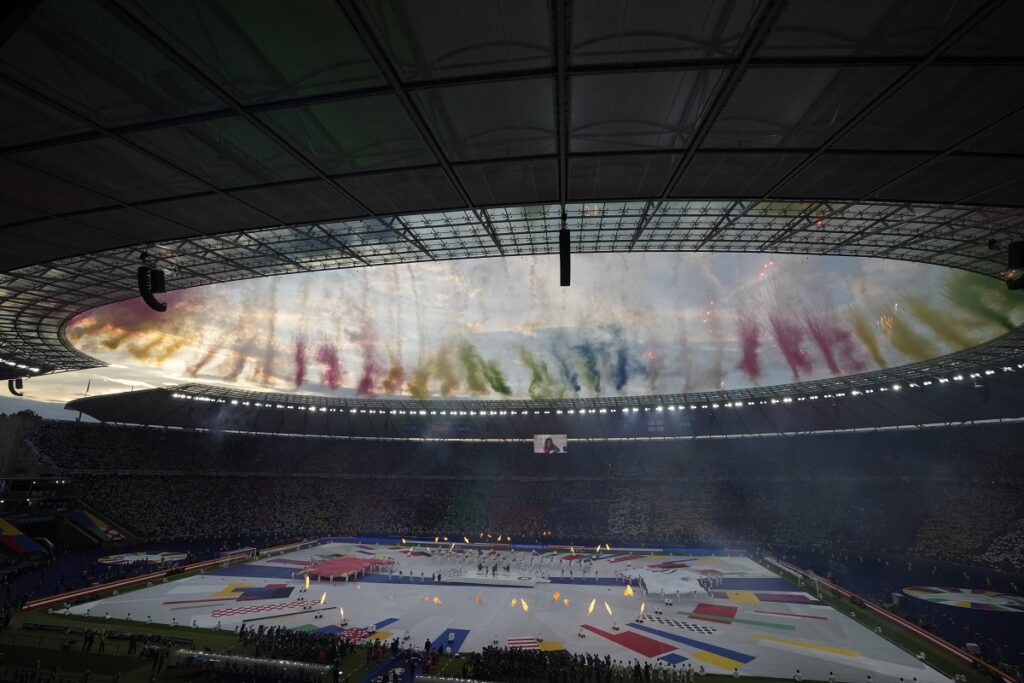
[888,314,938,361]
[849,310,887,368]
[457,340,488,395]
[519,347,564,399]
[944,271,1017,332]
[905,297,977,350]
[481,358,512,396]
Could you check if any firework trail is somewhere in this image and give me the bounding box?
[849,309,886,368]
[736,312,762,381]
[315,343,342,389]
[769,310,812,380]
[905,297,976,350]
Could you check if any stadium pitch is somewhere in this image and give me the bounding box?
[65,542,949,681]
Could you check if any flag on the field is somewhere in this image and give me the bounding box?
[508,636,539,650]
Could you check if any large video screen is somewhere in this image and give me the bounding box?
[534,434,567,454]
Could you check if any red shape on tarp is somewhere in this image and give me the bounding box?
[580,625,676,658]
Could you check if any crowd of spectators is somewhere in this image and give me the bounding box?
[463,646,701,682]
[7,415,1024,569]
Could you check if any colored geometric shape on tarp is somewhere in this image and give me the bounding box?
[375,617,399,629]
[290,624,317,632]
[431,628,471,654]
[561,554,587,561]
[626,623,755,664]
[754,610,828,621]
[369,630,393,641]
[753,633,858,657]
[693,651,745,671]
[357,545,375,550]
[508,637,539,650]
[726,591,760,604]
[692,603,737,620]
[719,578,796,591]
[581,625,677,658]
[234,583,293,601]
[678,611,796,631]
[659,653,689,665]
[268,558,311,566]
[212,582,253,598]
[647,560,692,569]
[314,625,345,635]
[539,641,566,652]
[608,555,644,563]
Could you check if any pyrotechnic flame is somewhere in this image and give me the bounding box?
[640,602,645,614]
[319,592,326,605]
[521,598,529,612]
[339,607,344,620]
[604,601,612,616]
[304,575,310,590]
[402,538,406,545]
[587,598,596,615]
[432,596,441,605]
[595,545,600,553]
[563,598,571,607]
[443,537,448,541]
[450,543,455,550]
[552,591,560,601]
[434,537,439,543]
[605,544,610,550]
[510,598,518,608]
[423,596,429,603]
[474,596,482,605]
[624,585,634,597]
[464,537,470,544]
[570,546,575,554]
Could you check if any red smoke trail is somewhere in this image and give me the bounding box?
[294,337,308,387]
[769,311,812,380]
[736,313,762,381]
[356,350,379,395]
[315,343,342,389]
[804,311,867,375]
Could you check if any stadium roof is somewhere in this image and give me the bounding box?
[4,0,1024,393]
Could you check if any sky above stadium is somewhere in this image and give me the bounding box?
[4,252,1022,418]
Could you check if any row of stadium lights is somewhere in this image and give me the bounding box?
[0,356,41,373]
[167,366,1013,415]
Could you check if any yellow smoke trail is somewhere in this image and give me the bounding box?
[905,297,976,350]
[849,309,886,368]
[889,314,938,361]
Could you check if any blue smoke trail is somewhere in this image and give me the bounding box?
[550,344,580,392]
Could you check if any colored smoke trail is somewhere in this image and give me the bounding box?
[481,357,512,396]
[550,342,580,393]
[67,290,205,367]
[315,343,342,389]
[406,364,431,399]
[850,310,886,368]
[519,347,563,399]
[944,271,1018,332]
[887,314,938,361]
[294,336,308,387]
[253,280,279,385]
[380,354,406,394]
[736,313,761,381]
[434,345,460,396]
[457,340,490,395]
[574,342,602,393]
[905,297,976,350]
[802,310,867,375]
[769,311,812,380]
